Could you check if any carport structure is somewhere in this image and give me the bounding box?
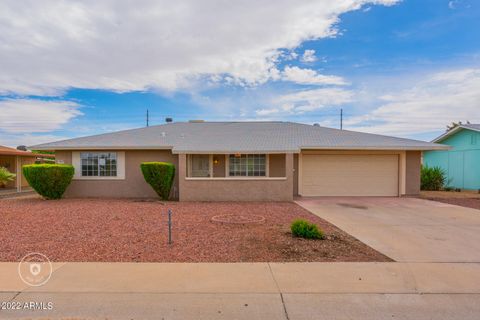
[0,145,53,193]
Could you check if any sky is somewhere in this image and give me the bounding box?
[0,0,479,147]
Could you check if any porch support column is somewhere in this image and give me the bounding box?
[178,154,187,201]
[16,156,22,192]
[286,153,294,201]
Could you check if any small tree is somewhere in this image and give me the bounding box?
[0,167,16,187]
[421,165,446,191]
[140,162,175,200]
[23,164,74,199]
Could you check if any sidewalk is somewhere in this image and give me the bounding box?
[1,262,480,319]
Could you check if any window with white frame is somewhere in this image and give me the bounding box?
[80,152,117,177]
[229,154,266,177]
[190,154,211,177]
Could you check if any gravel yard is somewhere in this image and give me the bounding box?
[420,191,480,210]
[0,197,391,262]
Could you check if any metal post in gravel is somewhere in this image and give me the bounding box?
[168,208,172,245]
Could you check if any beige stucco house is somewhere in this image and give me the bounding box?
[32,121,447,201]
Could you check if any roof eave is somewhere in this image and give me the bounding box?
[172,149,300,154]
[30,146,174,151]
[300,145,450,151]
[432,125,480,143]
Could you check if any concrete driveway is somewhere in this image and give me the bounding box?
[296,197,480,262]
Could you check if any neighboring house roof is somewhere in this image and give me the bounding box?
[31,121,447,153]
[432,124,480,143]
[0,145,54,157]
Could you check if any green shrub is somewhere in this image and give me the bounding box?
[140,162,175,200]
[0,167,16,187]
[291,219,324,239]
[22,164,74,199]
[421,165,446,191]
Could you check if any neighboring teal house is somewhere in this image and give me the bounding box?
[424,124,480,190]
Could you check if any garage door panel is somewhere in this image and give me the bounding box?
[302,154,399,196]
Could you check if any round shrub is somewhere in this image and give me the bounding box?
[22,164,74,200]
[140,162,175,200]
[421,165,446,191]
[291,219,324,239]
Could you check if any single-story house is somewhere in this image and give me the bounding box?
[32,121,447,201]
[0,145,53,192]
[424,124,480,190]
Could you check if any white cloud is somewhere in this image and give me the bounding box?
[448,0,459,9]
[256,87,353,115]
[282,66,347,85]
[301,49,317,63]
[345,68,480,136]
[0,0,398,96]
[0,133,72,149]
[0,99,82,133]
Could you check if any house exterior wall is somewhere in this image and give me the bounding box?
[424,129,480,190]
[405,151,421,195]
[55,150,179,198]
[212,155,226,177]
[269,154,286,177]
[293,154,299,196]
[179,153,294,201]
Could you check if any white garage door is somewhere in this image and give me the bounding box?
[301,154,399,196]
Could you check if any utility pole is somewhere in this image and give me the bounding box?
[146,109,149,127]
[340,108,343,130]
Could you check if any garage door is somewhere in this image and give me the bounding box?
[301,154,399,196]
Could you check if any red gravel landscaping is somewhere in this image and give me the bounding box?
[420,191,480,211]
[0,197,392,262]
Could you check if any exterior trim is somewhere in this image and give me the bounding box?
[72,151,126,180]
[224,154,271,177]
[300,146,448,151]
[185,177,286,181]
[432,126,480,143]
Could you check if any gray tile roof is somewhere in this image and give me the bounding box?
[32,121,447,153]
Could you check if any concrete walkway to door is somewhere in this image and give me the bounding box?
[296,197,480,262]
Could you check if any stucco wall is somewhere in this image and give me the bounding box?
[212,155,226,177]
[56,150,179,198]
[293,154,299,196]
[269,154,286,177]
[179,153,294,201]
[405,150,421,195]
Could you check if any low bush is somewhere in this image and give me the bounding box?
[140,162,175,200]
[420,165,446,191]
[291,219,324,239]
[22,164,74,199]
[0,167,16,187]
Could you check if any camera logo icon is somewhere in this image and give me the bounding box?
[18,253,52,287]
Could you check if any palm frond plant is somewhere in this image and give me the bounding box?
[0,167,16,188]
